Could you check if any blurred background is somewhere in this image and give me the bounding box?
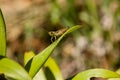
[0,0,120,79]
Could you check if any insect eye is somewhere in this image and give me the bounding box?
[48,31,54,36]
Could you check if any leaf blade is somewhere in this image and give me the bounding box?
[0,58,32,80]
[0,9,6,56]
[72,69,120,80]
[24,51,35,65]
[44,57,64,80]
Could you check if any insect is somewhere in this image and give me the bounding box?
[48,28,68,42]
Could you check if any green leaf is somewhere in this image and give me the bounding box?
[44,57,64,80]
[33,68,47,80]
[24,51,46,80]
[0,58,32,80]
[116,69,120,75]
[0,9,6,56]
[25,25,81,78]
[24,51,35,65]
[72,69,120,80]
[108,69,120,80]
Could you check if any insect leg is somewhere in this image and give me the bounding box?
[51,36,54,42]
[54,36,57,41]
[51,36,57,42]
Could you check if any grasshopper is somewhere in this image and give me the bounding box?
[48,28,68,42]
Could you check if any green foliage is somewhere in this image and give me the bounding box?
[44,57,64,80]
[0,58,32,80]
[72,69,120,80]
[1,0,120,79]
[0,9,6,56]
[25,25,80,78]
[0,9,81,80]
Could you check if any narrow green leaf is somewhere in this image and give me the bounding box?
[24,51,35,65]
[25,25,81,78]
[24,51,46,80]
[0,9,6,56]
[44,57,64,80]
[0,58,32,80]
[116,69,120,75]
[33,68,47,80]
[72,69,120,80]
[108,69,120,80]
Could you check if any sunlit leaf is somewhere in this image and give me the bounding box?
[24,51,47,80]
[72,69,120,80]
[24,51,35,65]
[108,69,120,80]
[44,57,64,80]
[116,69,120,75]
[0,58,32,80]
[33,68,47,80]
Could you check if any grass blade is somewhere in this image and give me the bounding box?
[24,51,35,65]
[0,9,6,56]
[44,57,64,80]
